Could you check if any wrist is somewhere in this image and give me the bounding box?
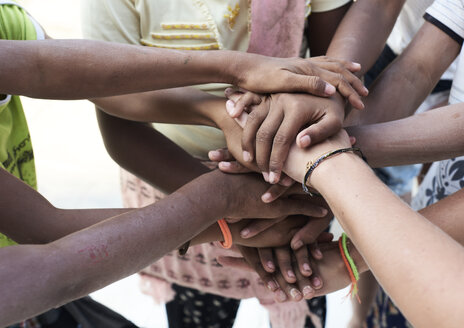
[346,237,368,274]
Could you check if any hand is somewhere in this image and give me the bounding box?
[219,245,323,302]
[226,90,347,184]
[208,147,294,202]
[231,215,308,248]
[284,129,353,184]
[216,171,328,219]
[233,54,367,108]
[219,239,367,300]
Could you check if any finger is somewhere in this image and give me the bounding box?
[255,107,285,176]
[231,92,263,118]
[294,246,312,277]
[309,242,323,260]
[275,247,296,283]
[261,183,291,203]
[309,56,361,73]
[269,199,328,218]
[224,87,242,99]
[240,218,282,239]
[326,72,365,110]
[268,116,302,181]
[239,246,279,292]
[315,61,368,97]
[258,247,276,273]
[296,114,342,148]
[290,217,332,250]
[274,270,302,302]
[241,104,268,163]
[279,174,295,187]
[349,136,357,145]
[208,148,235,162]
[218,161,251,173]
[293,261,316,300]
[217,256,253,272]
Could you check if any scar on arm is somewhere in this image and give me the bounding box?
[77,244,109,264]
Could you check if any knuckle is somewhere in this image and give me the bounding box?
[273,133,290,146]
[256,128,273,143]
[307,76,325,92]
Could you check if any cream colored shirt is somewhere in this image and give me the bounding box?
[82,0,350,158]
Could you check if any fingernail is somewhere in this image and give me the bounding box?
[290,288,301,300]
[267,261,275,271]
[299,135,311,148]
[287,270,295,279]
[240,228,250,238]
[315,249,323,258]
[363,86,369,95]
[303,286,314,298]
[261,192,272,203]
[303,263,311,273]
[243,151,252,162]
[208,150,220,159]
[324,83,336,95]
[219,161,231,168]
[292,240,303,250]
[262,172,269,182]
[269,172,279,184]
[320,208,328,216]
[267,280,278,291]
[352,62,361,69]
[226,100,235,115]
[276,290,287,302]
[312,277,322,288]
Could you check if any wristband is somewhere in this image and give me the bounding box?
[338,233,360,303]
[303,147,367,195]
[217,218,233,249]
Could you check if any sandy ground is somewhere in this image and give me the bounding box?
[17,0,353,327]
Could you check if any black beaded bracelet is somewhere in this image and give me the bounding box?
[302,147,367,195]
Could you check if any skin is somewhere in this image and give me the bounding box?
[0,167,326,326]
[284,131,464,327]
[0,39,361,101]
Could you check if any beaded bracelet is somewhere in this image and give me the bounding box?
[302,147,367,195]
[338,232,361,303]
[218,218,233,249]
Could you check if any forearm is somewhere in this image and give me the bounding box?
[345,22,461,125]
[311,154,464,327]
[0,39,242,99]
[346,102,464,167]
[96,110,210,194]
[326,0,405,76]
[92,87,225,126]
[0,170,226,326]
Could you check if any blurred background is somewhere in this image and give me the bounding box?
[18,0,352,327]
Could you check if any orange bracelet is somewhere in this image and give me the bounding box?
[217,219,233,249]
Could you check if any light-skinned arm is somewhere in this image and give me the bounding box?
[282,131,464,328]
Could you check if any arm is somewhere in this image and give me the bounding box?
[346,102,464,167]
[283,131,464,327]
[346,21,462,125]
[0,39,359,100]
[0,167,322,326]
[306,2,352,57]
[326,0,406,75]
